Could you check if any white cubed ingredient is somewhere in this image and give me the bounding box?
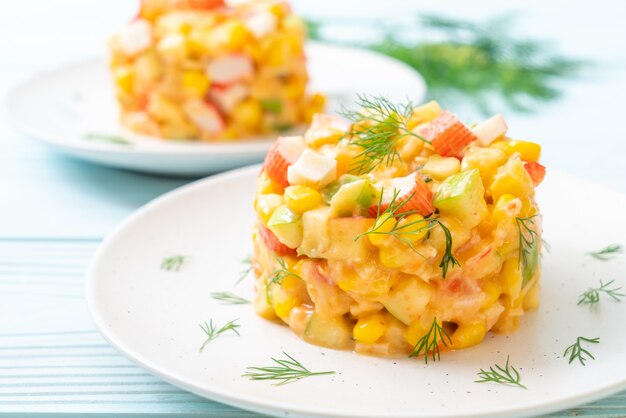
[277,136,306,163]
[206,55,254,85]
[244,11,277,38]
[472,114,508,146]
[287,149,337,188]
[209,83,249,112]
[118,19,152,56]
[376,172,417,202]
[183,100,224,133]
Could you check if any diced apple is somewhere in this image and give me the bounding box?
[433,168,488,228]
[117,19,152,56]
[304,114,351,146]
[183,99,225,134]
[206,55,254,85]
[326,217,375,262]
[380,278,433,325]
[258,224,295,256]
[321,174,360,203]
[304,314,353,349]
[422,155,461,181]
[287,149,337,189]
[263,136,306,187]
[329,179,378,217]
[472,114,508,146]
[408,100,442,127]
[299,207,331,258]
[267,205,303,249]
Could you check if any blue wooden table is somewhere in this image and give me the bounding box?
[0,0,625,416]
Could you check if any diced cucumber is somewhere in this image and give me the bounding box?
[522,237,540,287]
[267,205,303,249]
[303,313,352,349]
[321,174,361,203]
[433,168,488,228]
[380,278,432,325]
[329,179,378,217]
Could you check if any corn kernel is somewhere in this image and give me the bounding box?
[157,33,188,60]
[284,185,323,213]
[263,33,302,67]
[491,194,521,224]
[182,70,211,97]
[423,155,461,181]
[489,158,534,200]
[500,258,523,301]
[232,99,263,131]
[407,101,442,130]
[379,246,406,269]
[481,281,502,308]
[212,20,250,51]
[272,292,297,319]
[367,217,396,247]
[404,320,427,346]
[453,322,487,349]
[113,66,133,94]
[506,140,541,163]
[353,313,386,344]
[396,214,428,244]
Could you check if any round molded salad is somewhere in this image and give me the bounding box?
[108,0,324,141]
[252,96,545,358]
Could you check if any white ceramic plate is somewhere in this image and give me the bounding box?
[7,42,426,176]
[86,166,626,418]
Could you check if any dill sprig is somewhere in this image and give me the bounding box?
[236,255,253,285]
[242,352,335,385]
[266,257,303,302]
[587,244,623,261]
[409,318,452,363]
[307,14,583,115]
[84,132,131,145]
[515,216,540,286]
[355,188,458,278]
[342,94,429,175]
[563,336,600,366]
[475,355,526,389]
[577,279,624,306]
[161,255,186,272]
[198,319,240,352]
[210,291,250,305]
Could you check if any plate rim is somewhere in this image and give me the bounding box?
[6,41,427,157]
[85,166,626,418]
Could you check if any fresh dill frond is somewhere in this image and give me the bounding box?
[265,256,303,302]
[577,279,624,306]
[409,318,452,363]
[307,15,583,115]
[433,219,460,278]
[563,336,600,366]
[198,319,240,352]
[587,244,623,261]
[475,355,526,389]
[342,94,429,175]
[515,216,540,286]
[236,255,253,285]
[242,352,335,385]
[355,188,458,278]
[210,291,250,305]
[84,132,131,145]
[161,255,186,272]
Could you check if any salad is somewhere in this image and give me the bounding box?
[108,0,324,141]
[252,97,545,357]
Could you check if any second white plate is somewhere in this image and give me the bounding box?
[86,166,626,418]
[8,42,426,176]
